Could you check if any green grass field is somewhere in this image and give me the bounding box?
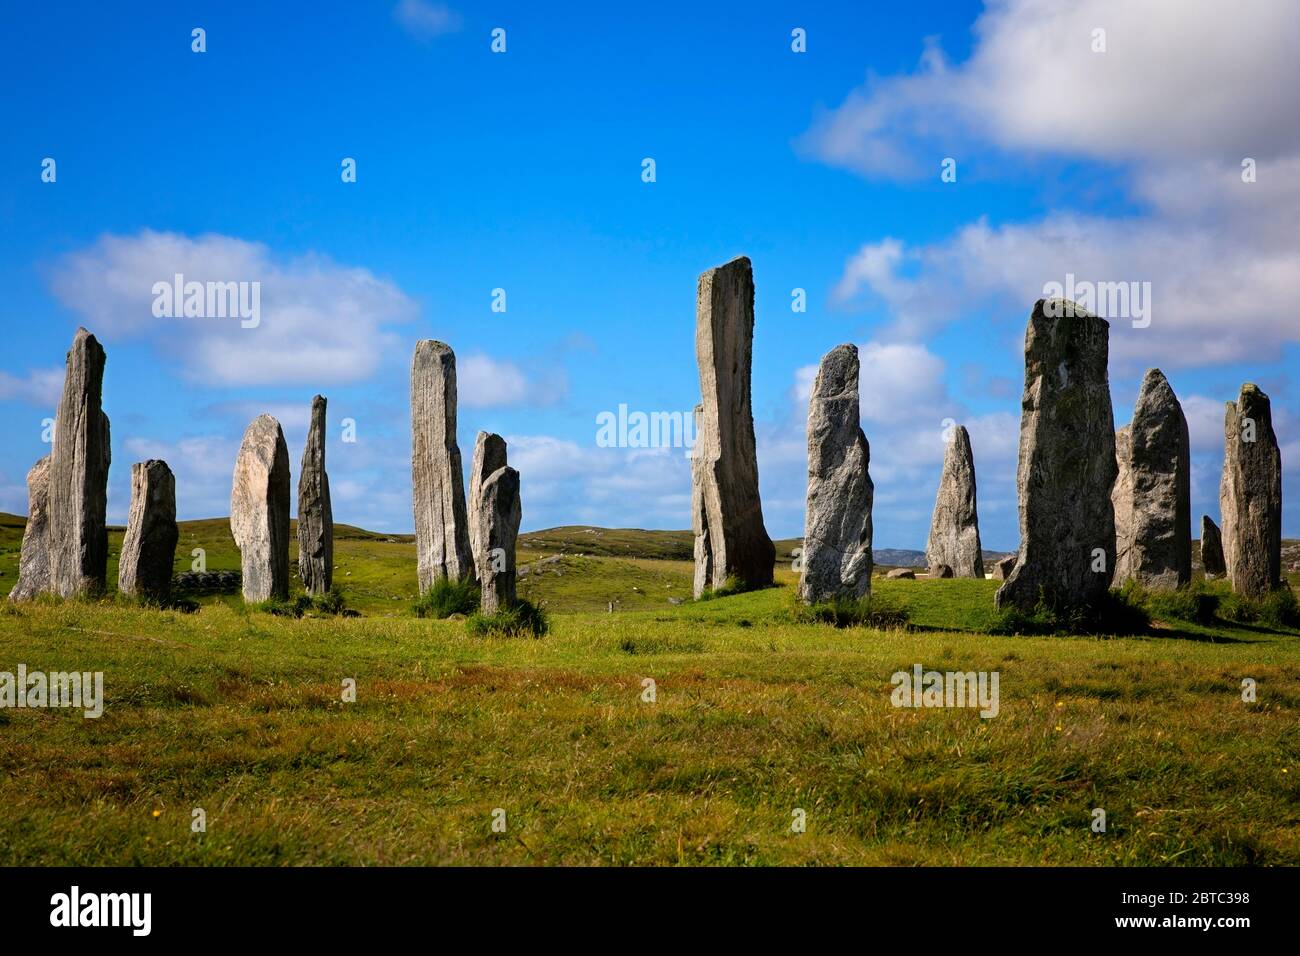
[1,513,1298,865]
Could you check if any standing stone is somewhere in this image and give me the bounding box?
[1111,369,1191,589]
[473,466,521,614]
[1219,383,1282,598]
[1200,515,1226,577]
[411,340,474,591]
[8,456,52,601]
[297,395,333,594]
[47,328,111,597]
[230,414,291,602]
[692,256,775,598]
[798,344,873,604]
[118,460,178,600]
[992,555,1016,581]
[468,431,508,570]
[996,299,1117,613]
[925,424,984,578]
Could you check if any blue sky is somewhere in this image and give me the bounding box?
[3,0,1299,550]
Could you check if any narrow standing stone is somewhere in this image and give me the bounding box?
[8,456,52,601]
[47,328,111,597]
[1111,369,1191,589]
[118,460,178,601]
[411,340,474,591]
[692,256,775,598]
[925,424,984,578]
[996,299,1117,613]
[1200,515,1226,577]
[231,414,291,602]
[468,431,508,571]
[798,344,873,604]
[1219,383,1282,597]
[297,395,333,594]
[473,466,521,613]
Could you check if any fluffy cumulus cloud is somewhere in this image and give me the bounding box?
[0,367,63,407]
[458,354,568,409]
[49,231,419,387]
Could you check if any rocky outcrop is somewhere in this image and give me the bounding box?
[692,256,775,598]
[473,466,521,613]
[1219,383,1282,597]
[411,340,474,591]
[8,456,52,601]
[1200,515,1226,577]
[230,414,291,602]
[47,328,111,597]
[469,431,508,571]
[925,424,983,578]
[118,460,178,600]
[885,568,915,580]
[297,395,333,594]
[798,344,873,604]
[996,299,1117,613]
[1111,370,1191,589]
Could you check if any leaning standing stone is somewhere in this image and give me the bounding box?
[297,395,333,594]
[925,424,984,578]
[473,466,521,614]
[411,340,474,591]
[1111,369,1191,589]
[1200,515,1226,577]
[798,344,873,604]
[468,431,508,571]
[996,299,1117,614]
[118,460,178,601]
[231,414,291,602]
[1219,383,1282,597]
[8,456,52,601]
[47,327,111,597]
[692,256,775,597]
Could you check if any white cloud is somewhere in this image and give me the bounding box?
[458,354,568,409]
[49,231,418,387]
[0,367,63,407]
[393,0,461,40]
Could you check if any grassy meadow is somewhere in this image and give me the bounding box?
[0,513,1298,865]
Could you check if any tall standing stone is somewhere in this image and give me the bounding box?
[468,431,508,571]
[996,299,1117,613]
[231,414,291,602]
[1111,369,1191,589]
[297,395,333,594]
[473,466,521,614]
[1200,515,1226,577]
[1219,383,1282,598]
[47,327,111,597]
[691,256,775,598]
[411,340,474,591]
[925,424,983,579]
[8,456,52,601]
[118,460,178,600]
[798,344,873,603]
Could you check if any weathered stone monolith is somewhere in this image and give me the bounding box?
[47,328,111,597]
[411,340,474,591]
[692,256,775,598]
[993,555,1016,581]
[1219,383,1282,597]
[473,466,521,613]
[8,456,52,601]
[1111,369,1191,589]
[297,395,333,594]
[925,424,983,578]
[798,344,872,604]
[231,414,291,602]
[118,460,178,600]
[996,299,1117,613]
[469,431,508,570]
[1200,515,1226,577]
